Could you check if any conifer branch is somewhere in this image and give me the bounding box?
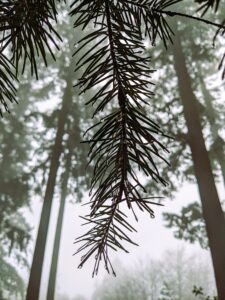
[125,0,225,47]
[0,0,61,115]
[71,0,169,275]
[0,52,17,117]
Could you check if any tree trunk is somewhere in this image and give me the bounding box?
[214,141,225,187]
[172,25,225,299]
[46,140,72,300]
[199,76,225,186]
[26,72,72,300]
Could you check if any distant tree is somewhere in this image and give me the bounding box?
[0,99,31,298]
[161,32,225,248]
[142,3,225,295]
[170,21,225,298]
[46,63,92,300]
[23,6,92,299]
[146,11,225,196]
[158,282,178,300]
[26,64,74,300]
[164,202,208,249]
[92,249,215,300]
[0,246,25,300]
[193,285,218,300]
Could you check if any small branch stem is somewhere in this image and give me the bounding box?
[91,0,130,263]
[155,9,225,30]
[125,0,225,30]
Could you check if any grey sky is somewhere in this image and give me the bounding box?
[21,180,224,299]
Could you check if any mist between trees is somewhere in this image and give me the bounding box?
[51,248,216,300]
[0,0,225,299]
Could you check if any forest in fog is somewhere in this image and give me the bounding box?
[0,0,225,299]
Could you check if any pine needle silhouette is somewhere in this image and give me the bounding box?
[0,0,61,115]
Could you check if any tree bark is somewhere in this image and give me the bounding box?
[172,25,225,299]
[214,141,225,187]
[46,143,72,300]
[26,72,72,300]
[199,76,225,186]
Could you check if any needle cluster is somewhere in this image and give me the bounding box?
[70,0,178,276]
[0,0,61,115]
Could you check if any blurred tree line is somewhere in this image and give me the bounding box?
[50,250,217,300]
[92,249,215,300]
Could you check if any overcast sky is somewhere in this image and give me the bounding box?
[20,179,224,300]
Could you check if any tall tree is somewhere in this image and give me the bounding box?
[145,3,225,245]
[46,140,72,300]
[26,67,73,300]
[22,8,93,297]
[46,71,91,300]
[171,21,225,298]
[142,5,225,295]
[143,2,225,250]
[198,76,225,186]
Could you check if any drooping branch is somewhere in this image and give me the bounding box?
[0,53,17,116]
[125,0,225,46]
[0,0,61,114]
[71,0,169,276]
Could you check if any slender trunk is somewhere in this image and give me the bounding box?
[26,73,72,300]
[177,269,182,300]
[215,142,225,187]
[199,77,225,186]
[172,25,225,299]
[46,144,72,300]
